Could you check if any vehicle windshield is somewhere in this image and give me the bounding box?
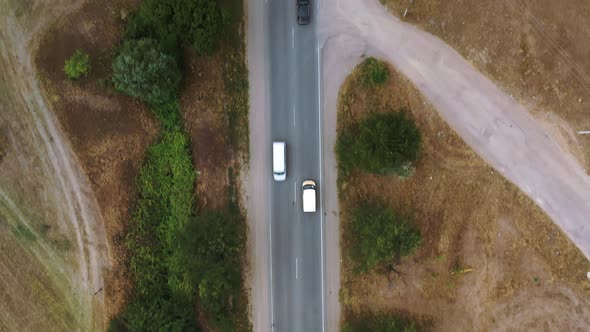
[298,3,308,17]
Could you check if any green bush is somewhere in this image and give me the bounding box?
[359,57,390,87]
[348,203,421,273]
[151,98,183,129]
[336,111,421,177]
[126,0,223,55]
[181,208,246,331]
[343,314,418,332]
[118,125,198,330]
[112,38,181,105]
[64,50,90,79]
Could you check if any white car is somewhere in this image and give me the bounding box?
[302,180,317,212]
[273,142,286,181]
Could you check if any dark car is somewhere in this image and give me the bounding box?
[297,0,310,25]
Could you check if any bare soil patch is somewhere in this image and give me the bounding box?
[338,62,590,330]
[181,47,231,210]
[381,0,590,172]
[34,0,159,319]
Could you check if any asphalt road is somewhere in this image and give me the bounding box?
[267,0,325,331]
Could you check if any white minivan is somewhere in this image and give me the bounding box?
[273,142,286,181]
[302,180,317,212]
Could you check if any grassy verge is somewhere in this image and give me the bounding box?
[223,45,249,157]
[220,0,249,158]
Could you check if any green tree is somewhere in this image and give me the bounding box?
[180,209,245,330]
[189,0,223,54]
[337,111,421,177]
[126,0,223,55]
[348,203,421,273]
[359,57,390,87]
[112,38,181,105]
[64,50,90,79]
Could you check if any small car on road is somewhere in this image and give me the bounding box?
[297,0,311,25]
[302,180,317,212]
[273,142,286,181]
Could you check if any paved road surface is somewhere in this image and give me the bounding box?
[267,0,325,331]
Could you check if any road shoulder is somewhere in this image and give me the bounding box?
[245,0,271,331]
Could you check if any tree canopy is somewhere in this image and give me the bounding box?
[126,0,223,55]
[337,111,421,177]
[348,203,421,273]
[181,209,245,330]
[112,38,181,105]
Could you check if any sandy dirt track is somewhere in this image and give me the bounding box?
[317,0,590,329]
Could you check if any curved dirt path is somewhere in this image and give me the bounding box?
[319,0,590,330]
[0,1,109,329]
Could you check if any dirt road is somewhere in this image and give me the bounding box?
[0,1,109,329]
[319,0,590,329]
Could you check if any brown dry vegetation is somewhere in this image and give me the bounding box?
[34,0,249,323]
[381,0,590,172]
[338,61,590,330]
[35,0,157,319]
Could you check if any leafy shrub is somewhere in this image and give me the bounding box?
[118,126,198,330]
[112,38,181,105]
[181,208,246,331]
[343,313,419,332]
[126,0,223,55]
[359,57,389,87]
[151,98,183,129]
[348,203,421,273]
[336,111,421,177]
[64,50,90,79]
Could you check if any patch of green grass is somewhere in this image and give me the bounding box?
[358,57,390,88]
[12,223,37,242]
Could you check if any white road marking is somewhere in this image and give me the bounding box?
[292,28,295,49]
[266,25,274,331]
[296,257,299,279]
[294,181,297,202]
[317,38,327,332]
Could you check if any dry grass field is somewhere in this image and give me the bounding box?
[338,60,590,330]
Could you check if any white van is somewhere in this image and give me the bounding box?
[273,142,286,181]
[302,180,317,212]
